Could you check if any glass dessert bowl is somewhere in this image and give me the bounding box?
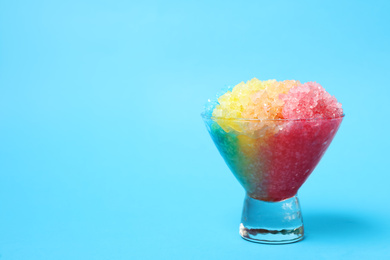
[202,114,344,244]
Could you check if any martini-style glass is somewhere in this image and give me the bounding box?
[202,114,344,244]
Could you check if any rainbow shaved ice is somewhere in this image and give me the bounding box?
[203,78,344,201]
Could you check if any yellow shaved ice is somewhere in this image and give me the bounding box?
[212,78,300,120]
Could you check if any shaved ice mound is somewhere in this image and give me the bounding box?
[208,78,343,120]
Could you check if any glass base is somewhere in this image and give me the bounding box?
[240,194,304,244]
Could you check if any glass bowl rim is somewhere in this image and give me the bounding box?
[201,113,345,122]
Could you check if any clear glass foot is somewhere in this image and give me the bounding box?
[240,194,304,244]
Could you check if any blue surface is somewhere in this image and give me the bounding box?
[0,0,389,259]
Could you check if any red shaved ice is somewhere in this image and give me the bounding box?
[280,82,343,119]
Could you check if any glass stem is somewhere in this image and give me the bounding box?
[240,194,304,244]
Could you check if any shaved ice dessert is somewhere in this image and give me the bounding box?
[202,78,344,243]
[202,78,344,202]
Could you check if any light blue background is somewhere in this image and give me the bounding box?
[0,0,389,259]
